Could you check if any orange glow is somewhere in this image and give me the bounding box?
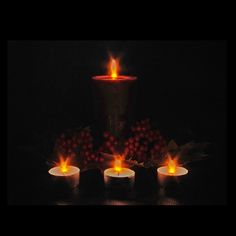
[59,156,70,173]
[167,158,177,174]
[92,56,137,81]
[108,57,120,79]
[114,156,122,172]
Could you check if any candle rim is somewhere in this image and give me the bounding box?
[157,166,188,176]
[92,75,137,81]
[104,167,135,178]
[49,166,80,177]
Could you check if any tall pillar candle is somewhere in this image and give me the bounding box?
[92,58,137,141]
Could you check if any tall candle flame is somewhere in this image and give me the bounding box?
[111,59,117,79]
[108,57,119,79]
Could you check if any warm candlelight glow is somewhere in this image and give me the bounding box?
[111,59,117,79]
[59,157,70,173]
[167,158,177,174]
[92,57,136,81]
[114,158,122,172]
[104,154,135,191]
[108,57,120,79]
[157,154,188,177]
[48,154,80,187]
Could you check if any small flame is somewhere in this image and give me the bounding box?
[59,156,70,173]
[114,156,122,172]
[167,158,177,174]
[108,57,119,79]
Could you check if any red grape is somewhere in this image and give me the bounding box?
[109,136,115,142]
[103,131,109,138]
[105,141,111,147]
[135,136,139,142]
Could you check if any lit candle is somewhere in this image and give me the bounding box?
[157,158,188,178]
[92,57,137,139]
[48,156,80,188]
[104,155,135,192]
[157,155,188,198]
[93,57,137,81]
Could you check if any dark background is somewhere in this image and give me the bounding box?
[7,40,226,205]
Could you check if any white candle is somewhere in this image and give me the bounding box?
[48,157,80,188]
[157,166,188,177]
[49,166,80,188]
[104,157,135,191]
[157,157,188,194]
[104,167,135,178]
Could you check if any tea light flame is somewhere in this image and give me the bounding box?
[167,158,176,174]
[114,158,122,173]
[157,154,188,177]
[59,157,70,173]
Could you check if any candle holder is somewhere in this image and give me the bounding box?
[157,166,188,199]
[48,177,75,201]
[104,167,135,193]
[49,166,80,188]
[48,157,80,200]
[103,155,135,197]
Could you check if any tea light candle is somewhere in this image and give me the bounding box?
[48,157,80,188]
[157,165,188,177]
[157,158,188,184]
[157,157,188,198]
[104,157,135,192]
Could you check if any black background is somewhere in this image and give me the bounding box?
[7,40,226,205]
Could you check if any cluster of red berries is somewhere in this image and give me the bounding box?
[54,128,103,165]
[54,119,167,166]
[124,119,167,162]
[97,131,119,154]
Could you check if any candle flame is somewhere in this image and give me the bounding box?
[59,156,70,173]
[108,57,119,79]
[114,157,122,172]
[168,158,176,174]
